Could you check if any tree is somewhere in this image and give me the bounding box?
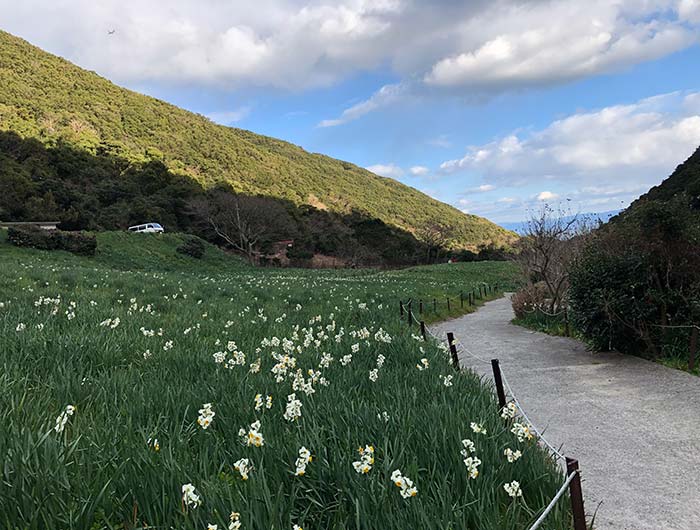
[417,222,454,264]
[192,191,293,264]
[513,205,592,313]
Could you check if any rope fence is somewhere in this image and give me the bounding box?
[397,295,588,530]
[528,469,579,530]
[501,371,566,461]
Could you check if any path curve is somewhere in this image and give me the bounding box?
[431,296,700,530]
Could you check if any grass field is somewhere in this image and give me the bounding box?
[0,233,571,529]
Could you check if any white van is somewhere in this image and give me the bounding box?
[128,223,164,233]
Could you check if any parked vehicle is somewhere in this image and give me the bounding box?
[128,223,164,233]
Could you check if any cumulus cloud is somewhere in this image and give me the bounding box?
[2,0,697,99]
[441,90,700,220]
[409,165,429,176]
[536,191,559,201]
[424,1,696,90]
[365,163,404,178]
[440,90,700,186]
[0,0,406,90]
[678,0,700,22]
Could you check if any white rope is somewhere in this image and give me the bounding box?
[523,305,566,317]
[527,470,578,530]
[453,337,491,365]
[501,371,565,461]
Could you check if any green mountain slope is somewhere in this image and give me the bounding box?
[0,30,514,251]
[633,146,700,204]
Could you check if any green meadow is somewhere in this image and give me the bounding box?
[0,233,571,529]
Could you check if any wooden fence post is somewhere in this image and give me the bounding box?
[419,300,423,314]
[447,298,451,311]
[490,359,507,409]
[420,321,426,341]
[564,307,570,337]
[408,301,413,327]
[433,298,437,312]
[446,332,459,370]
[460,291,464,308]
[566,458,586,530]
[400,301,404,318]
[690,327,698,373]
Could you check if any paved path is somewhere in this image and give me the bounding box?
[431,297,700,530]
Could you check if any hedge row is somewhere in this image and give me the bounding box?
[7,226,97,256]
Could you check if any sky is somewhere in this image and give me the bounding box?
[2,0,700,223]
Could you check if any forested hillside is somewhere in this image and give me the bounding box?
[568,145,700,362]
[633,146,700,204]
[0,30,515,264]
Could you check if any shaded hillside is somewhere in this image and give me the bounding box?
[568,146,700,362]
[0,30,514,253]
[634,146,700,204]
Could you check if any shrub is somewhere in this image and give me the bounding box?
[569,197,700,356]
[176,236,205,259]
[7,226,97,256]
[511,282,548,319]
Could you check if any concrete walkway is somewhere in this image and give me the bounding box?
[431,297,700,530]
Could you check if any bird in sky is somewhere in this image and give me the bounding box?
[107,29,115,35]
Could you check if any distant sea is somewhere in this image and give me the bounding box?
[498,209,622,234]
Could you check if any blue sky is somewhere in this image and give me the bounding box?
[2,0,700,222]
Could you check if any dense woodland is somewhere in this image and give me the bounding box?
[0,30,515,266]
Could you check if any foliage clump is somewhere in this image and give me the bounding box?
[176,236,206,259]
[8,226,97,256]
[569,196,700,357]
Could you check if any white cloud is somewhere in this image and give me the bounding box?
[425,1,696,91]
[409,165,429,176]
[440,90,700,187]
[464,184,495,193]
[0,0,406,90]
[206,106,251,125]
[4,0,696,100]
[679,0,700,22]
[536,191,559,201]
[439,90,700,220]
[365,163,404,178]
[318,83,405,127]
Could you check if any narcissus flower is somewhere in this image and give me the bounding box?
[501,402,517,420]
[352,445,375,474]
[460,438,475,456]
[197,403,215,430]
[470,422,487,435]
[504,480,523,498]
[463,456,481,479]
[511,422,534,442]
[54,404,76,433]
[294,446,312,476]
[147,437,160,452]
[390,469,418,498]
[233,458,251,480]
[181,483,201,509]
[239,420,265,447]
[283,394,302,422]
[504,448,522,463]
